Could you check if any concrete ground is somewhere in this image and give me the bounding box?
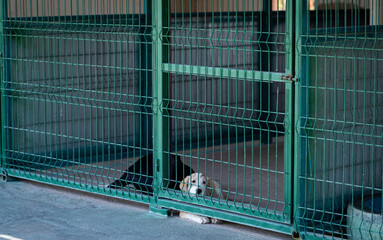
[0,179,291,240]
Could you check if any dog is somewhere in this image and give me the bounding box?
[108,154,194,194]
[179,172,224,224]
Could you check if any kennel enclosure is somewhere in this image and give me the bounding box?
[1,1,383,239]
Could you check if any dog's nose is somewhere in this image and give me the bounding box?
[197,189,202,195]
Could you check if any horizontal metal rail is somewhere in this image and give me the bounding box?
[163,63,285,82]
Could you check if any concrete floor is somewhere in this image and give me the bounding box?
[33,137,286,213]
[0,179,290,240]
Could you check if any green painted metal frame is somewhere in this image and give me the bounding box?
[0,0,4,169]
[158,198,293,234]
[2,0,381,238]
[291,1,383,239]
[0,0,157,205]
[0,0,317,236]
[0,0,8,173]
[152,0,296,232]
[152,0,170,205]
[163,63,284,83]
[293,0,306,235]
[0,0,297,235]
[284,0,296,227]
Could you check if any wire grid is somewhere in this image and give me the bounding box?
[2,0,383,237]
[1,1,156,202]
[159,1,289,221]
[1,0,290,223]
[3,0,292,223]
[296,1,383,239]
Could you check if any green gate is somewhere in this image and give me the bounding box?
[1,0,383,239]
[151,0,294,232]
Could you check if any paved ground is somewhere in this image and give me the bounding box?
[0,179,291,240]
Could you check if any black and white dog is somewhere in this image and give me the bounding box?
[108,154,194,193]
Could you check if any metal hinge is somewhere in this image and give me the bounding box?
[281,74,296,83]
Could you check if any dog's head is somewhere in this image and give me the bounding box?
[179,173,209,196]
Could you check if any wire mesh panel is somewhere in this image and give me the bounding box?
[1,0,156,203]
[2,0,383,237]
[155,0,292,225]
[296,1,383,238]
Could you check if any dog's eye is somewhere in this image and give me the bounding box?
[192,180,196,183]
[202,181,206,184]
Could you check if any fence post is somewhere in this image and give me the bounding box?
[0,0,6,168]
[284,0,296,226]
[293,0,308,236]
[151,0,170,214]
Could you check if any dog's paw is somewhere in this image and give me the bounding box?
[199,217,211,224]
[211,218,222,224]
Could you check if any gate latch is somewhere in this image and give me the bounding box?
[281,74,296,83]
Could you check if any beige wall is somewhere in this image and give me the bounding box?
[9,0,263,17]
[9,0,143,18]
[271,0,370,11]
[316,0,367,9]
[370,0,383,25]
[170,0,262,13]
[9,0,381,21]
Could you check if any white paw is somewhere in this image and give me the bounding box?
[211,218,221,224]
[199,217,211,224]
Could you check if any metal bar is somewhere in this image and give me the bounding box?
[163,63,284,82]
[158,198,293,235]
[6,170,154,204]
[160,191,287,223]
[0,0,4,167]
[152,0,169,200]
[283,0,296,225]
[293,0,308,234]
[0,0,8,168]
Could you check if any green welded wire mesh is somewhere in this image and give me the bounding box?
[3,0,383,238]
[1,0,155,202]
[1,0,291,226]
[296,0,383,239]
[158,0,289,223]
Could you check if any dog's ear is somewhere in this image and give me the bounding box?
[179,176,190,192]
[203,176,213,197]
[213,180,224,199]
[206,176,214,188]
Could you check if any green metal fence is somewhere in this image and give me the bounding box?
[295,1,383,239]
[154,0,293,230]
[0,0,382,239]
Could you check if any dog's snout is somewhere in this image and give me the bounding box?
[197,189,202,195]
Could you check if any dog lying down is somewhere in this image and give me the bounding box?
[108,154,194,194]
[179,173,225,224]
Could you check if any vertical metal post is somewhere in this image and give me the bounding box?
[293,0,308,234]
[284,0,296,225]
[0,0,6,168]
[152,0,169,204]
